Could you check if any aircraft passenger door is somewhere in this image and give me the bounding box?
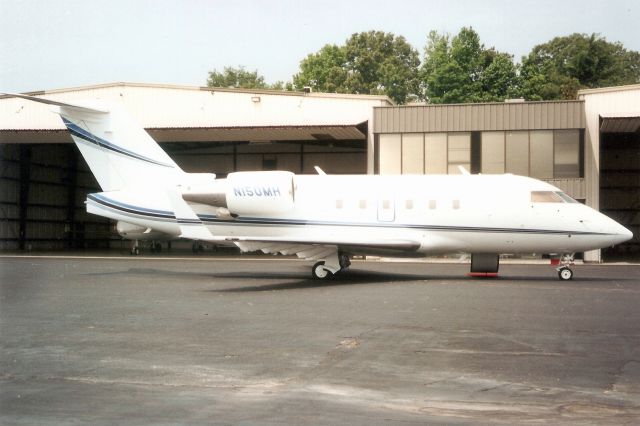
[377,198,395,222]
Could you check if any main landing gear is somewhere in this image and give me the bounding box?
[312,252,351,279]
[130,239,139,255]
[554,254,575,281]
[129,240,162,255]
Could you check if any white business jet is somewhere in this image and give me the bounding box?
[5,93,632,280]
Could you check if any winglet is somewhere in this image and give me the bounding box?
[457,165,470,175]
[314,166,327,175]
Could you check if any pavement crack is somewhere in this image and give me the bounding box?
[296,326,381,382]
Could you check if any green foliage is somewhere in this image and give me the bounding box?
[269,80,295,91]
[421,27,519,103]
[520,33,640,100]
[293,31,421,104]
[343,31,421,104]
[293,44,348,93]
[208,30,639,103]
[207,66,268,89]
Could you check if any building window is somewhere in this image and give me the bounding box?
[530,130,554,179]
[377,128,582,179]
[402,134,424,174]
[379,134,402,175]
[554,130,580,178]
[506,131,529,175]
[425,133,447,174]
[481,131,505,174]
[447,133,471,175]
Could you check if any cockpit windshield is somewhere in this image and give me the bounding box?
[531,191,580,203]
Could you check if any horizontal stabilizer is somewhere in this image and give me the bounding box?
[167,187,214,240]
[177,223,215,240]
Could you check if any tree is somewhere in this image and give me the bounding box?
[343,31,421,104]
[479,50,521,101]
[421,27,519,103]
[207,66,268,89]
[520,33,640,100]
[293,44,348,93]
[293,31,421,104]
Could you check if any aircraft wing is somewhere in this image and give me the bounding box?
[226,236,421,261]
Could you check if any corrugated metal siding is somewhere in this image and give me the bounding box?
[0,83,388,132]
[543,178,586,200]
[599,116,640,133]
[0,144,20,249]
[0,143,111,251]
[374,101,585,133]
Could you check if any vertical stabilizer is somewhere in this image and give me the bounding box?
[3,93,184,191]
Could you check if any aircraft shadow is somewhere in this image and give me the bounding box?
[82,267,629,293]
[210,269,432,292]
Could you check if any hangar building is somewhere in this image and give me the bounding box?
[1,83,638,261]
[0,83,390,251]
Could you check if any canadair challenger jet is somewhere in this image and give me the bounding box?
[5,93,632,280]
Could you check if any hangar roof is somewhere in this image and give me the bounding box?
[578,84,640,134]
[600,114,640,133]
[0,82,391,144]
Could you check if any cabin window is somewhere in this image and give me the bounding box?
[452,199,460,209]
[428,200,436,209]
[382,200,391,210]
[336,199,343,209]
[359,199,367,209]
[405,199,414,210]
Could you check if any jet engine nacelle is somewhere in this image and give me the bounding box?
[116,221,167,240]
[182,171,295,216]
[225,171,295,215]
[181,171,296,216]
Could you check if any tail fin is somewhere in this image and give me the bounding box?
[3,93,184,191]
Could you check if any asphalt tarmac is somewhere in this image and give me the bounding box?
[1,256,639,425]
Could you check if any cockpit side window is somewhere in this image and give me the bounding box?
[555,191,580,203]
[531,191,579,203]
[531,191,563,203]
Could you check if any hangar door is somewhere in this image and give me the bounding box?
[599,116,640,260]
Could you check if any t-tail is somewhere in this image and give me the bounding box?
[3,93,185,191]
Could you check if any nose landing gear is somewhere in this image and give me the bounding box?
[558,266,574,280]
[554,254,575,281]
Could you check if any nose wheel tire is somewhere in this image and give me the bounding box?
[312,261,333,280]
[558,267,573,281]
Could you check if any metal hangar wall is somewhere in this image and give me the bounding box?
[0,83,391,250]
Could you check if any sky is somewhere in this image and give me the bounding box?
[1,0,639,93]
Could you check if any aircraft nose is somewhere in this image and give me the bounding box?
[590,209,633,245]
[605,218,633,245]
[614,223,633,244]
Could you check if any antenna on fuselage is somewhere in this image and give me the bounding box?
[314,166,327,175]
[458,165,471,175]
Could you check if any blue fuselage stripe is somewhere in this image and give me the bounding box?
[87,194,612,237]
[62,117,173,168]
